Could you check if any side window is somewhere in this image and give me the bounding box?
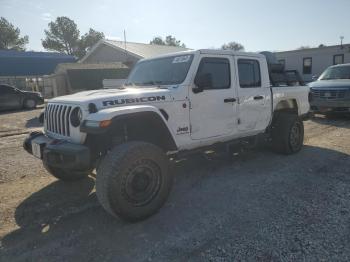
[238,59,261,88]
[195,57,230,90]
[303,57,312,74]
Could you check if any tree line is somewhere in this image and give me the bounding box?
[0,16,246,59]
[0,16,104,59]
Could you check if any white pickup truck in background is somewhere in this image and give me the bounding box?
[24,49,310,221]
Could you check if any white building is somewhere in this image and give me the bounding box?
[275,44,350,82]
[80,39,189,67]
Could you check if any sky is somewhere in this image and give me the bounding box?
[1,0,349,52]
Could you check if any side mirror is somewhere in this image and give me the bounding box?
[193,73,212,93]
[311,75,319,81]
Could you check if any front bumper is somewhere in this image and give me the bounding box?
[23,132,91,171]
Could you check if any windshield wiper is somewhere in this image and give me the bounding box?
[141,81,156,85]
[137,81,166,88]
[144,81,172,89]
[126,81,172,88]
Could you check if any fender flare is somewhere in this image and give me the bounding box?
[81,105,178,150]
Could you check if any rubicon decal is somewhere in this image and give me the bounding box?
[102,96,166,106]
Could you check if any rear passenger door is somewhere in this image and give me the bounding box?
[235,57,271,132]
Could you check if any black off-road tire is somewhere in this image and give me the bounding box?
[96,141,172,222]
[271,112,304,154]
[24,98,37,109]
[45,165,89,181]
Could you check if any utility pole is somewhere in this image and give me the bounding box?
[124,30,128,59]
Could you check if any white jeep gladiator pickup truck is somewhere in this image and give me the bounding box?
[24,49,310,221]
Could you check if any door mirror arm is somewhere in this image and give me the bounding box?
[192,85,204,94]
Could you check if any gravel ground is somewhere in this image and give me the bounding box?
[0,108,43,183]
[0,109,350,261]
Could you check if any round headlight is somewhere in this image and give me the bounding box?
[70,107,82,127]
[88,103,98,113]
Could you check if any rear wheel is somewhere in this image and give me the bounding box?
[24,98,37,109]
[96,141,172,222]
[271,112,304,154]
[44,165,89,181]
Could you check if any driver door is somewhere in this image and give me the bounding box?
[189,55,238,140]
[0,85,22,110]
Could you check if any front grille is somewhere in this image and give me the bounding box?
[45,104,73,137]
[312,90,346,99]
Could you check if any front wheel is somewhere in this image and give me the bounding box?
[96,142,172,222]
[271,113,304,154]
[24,98,37,109]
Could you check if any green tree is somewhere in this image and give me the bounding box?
[221,41,244,51]
[42,16,104,58]
[0,17,29,51]
[42,16,80,55]
[149,36,165,45]
[165,35,186,47]
[150,35,186,47]
[77,28,105,58]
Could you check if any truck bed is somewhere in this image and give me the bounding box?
[272,85,310,116]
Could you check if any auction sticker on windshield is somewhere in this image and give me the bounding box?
[172,55,191,63]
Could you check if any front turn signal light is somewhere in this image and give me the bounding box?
[99,120,112,128]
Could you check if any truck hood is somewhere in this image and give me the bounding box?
[49,87,173,110]
[309,80,350,90]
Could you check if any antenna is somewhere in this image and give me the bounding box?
[340,36,344,49]
[123,30,132,67]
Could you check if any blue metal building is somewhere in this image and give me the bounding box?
[0,50,75,77]
[0,50,75,92]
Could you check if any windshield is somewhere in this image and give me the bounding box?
[125,54,194,86]
[319,65,350,80]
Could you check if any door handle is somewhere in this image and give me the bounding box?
[254,95,264,100]
[224,98,237,103]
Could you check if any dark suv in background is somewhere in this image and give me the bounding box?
[0,84,44,111]
[309,64,350,115]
